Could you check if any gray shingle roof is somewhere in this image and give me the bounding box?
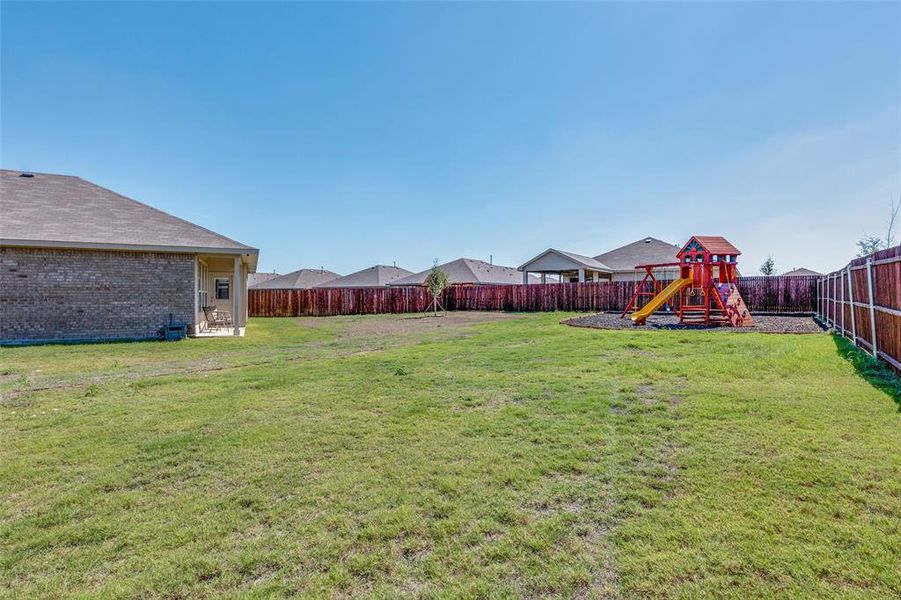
[389,258,529,286]
[0,170,257,254]
[250,268,341,289]
[247,272,281,287]
[315,265,413,288]
[594,237,680,271]
[518,248,612,272]
[782,267,822,277]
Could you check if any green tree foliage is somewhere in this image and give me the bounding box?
[424,263,448,315]
[759,256,776,276]
[856,235,882,258]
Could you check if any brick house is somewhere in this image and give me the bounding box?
[1,170,259,343]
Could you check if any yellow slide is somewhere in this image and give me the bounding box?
[630,278,692,324]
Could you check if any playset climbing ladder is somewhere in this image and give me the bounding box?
[625,236,753,327]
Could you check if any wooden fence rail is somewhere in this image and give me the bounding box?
[817,245,901,373]
[249,275,819,318]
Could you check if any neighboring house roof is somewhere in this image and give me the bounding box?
[518,248,612,272]
[782,267,822,277]
[389,258,531,286]
[681,235,741,256]
[247,272,281,287]
[594,237,681,271]
[0,170,258,266]
[250,268,340,289]
[315,265,413,288]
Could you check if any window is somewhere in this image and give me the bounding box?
[215,278,230,300]
[198,261,209,307]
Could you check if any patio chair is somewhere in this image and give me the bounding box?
[202,306,233,331]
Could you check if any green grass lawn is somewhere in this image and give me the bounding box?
[2,313,899,598]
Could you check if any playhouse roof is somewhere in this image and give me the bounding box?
[681,236,741,256]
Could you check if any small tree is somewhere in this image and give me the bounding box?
[886,194,900,248]
[856,196,900,256]
[759,256,775,276]
[856,235,882,258]
[424,262,448,316]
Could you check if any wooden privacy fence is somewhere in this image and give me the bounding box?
[249,275,818,318]
[736,276,819,313]
[817,245,901,373]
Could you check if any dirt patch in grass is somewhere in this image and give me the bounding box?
[564,312,824,334]
[296,311,521,338]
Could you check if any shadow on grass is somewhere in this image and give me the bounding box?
[833,335,901,412]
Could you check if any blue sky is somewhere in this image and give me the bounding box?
[2,1,899,275]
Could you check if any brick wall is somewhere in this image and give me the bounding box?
[1,247,195,343]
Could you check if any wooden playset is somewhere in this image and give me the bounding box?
[623,235,753,327]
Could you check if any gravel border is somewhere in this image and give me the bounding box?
[564,312,825,334]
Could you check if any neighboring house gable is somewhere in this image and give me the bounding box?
[315,265,413,288]
[782,267,822,277]
[594,237,681,281]
[518,248,611,273]
[518,248,612,283]
[594,237,680,271]
[390,258,533,286]
[248,272,281,287]
[250,268,340,289]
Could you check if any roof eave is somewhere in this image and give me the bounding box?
[2,238,259,270]
[518,248,556,271]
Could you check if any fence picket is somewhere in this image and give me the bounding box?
[847,267,856,342]
[866,258,878,359]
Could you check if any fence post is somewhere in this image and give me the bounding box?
[865,258,878,359]
[846,267,856,344]
[839,270,845,335]
[822,276,827,322]
[831,272,837,328]
[816,278,821,320]
[820,278,824,321]
[822,276,827,325]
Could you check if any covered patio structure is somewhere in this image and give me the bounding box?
[518,248,613,284]
[194,251,256,337]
